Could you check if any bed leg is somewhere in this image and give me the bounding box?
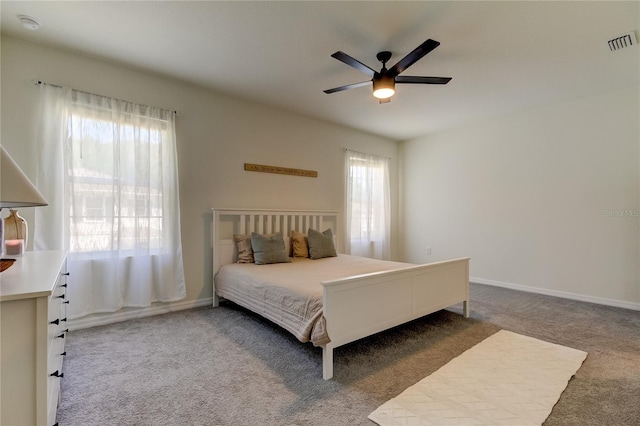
[463,300,470,318]
[213,294,219,308]
[322,345,334,380]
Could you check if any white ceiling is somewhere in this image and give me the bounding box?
[1,1,638,141]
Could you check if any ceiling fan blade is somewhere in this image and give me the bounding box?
[331,51,376,77]
[323,80,372,94]
[395,76,452,84]
[388,39,440,77]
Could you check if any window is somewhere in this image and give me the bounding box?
[35,84,185,318]
[67,101,168,254]
[345,150,390,259]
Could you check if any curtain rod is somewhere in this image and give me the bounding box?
[343,147,391,159]
[32,79,180,116]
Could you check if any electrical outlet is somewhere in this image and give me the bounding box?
[426,247,432,256]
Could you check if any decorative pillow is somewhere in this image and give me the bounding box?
[250,232,291,265]
[307,228,337,260]
[290,230,309,258]
[233,234,254,263]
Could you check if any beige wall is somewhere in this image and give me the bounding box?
[1,36,400,319]
[401,86,640,308]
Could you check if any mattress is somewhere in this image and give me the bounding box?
[214,254,413,346]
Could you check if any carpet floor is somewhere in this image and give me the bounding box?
[57,283,640,425]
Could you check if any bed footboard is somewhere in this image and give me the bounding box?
[320,257,470,379]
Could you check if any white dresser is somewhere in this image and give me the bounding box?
[0,250,68,426]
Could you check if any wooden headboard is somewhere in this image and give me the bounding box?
[211,208,340,274]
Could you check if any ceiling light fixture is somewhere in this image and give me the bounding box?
[17,15,40,31]
[372,74,395,99]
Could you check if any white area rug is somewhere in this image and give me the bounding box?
[369,330,587,426]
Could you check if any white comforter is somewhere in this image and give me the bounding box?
[214,254,413,346]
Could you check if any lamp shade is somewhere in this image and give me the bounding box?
[372,75,395,100]
[0,145,48,208]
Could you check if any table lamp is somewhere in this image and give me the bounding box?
[0,145,48,268]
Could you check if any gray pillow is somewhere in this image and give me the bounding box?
[250,232,291,265]
[307,228,337,260]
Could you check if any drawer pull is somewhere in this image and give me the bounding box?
[56,333,66,339]
[49,370,64,378]
[62,272,70,276]
[63,300,70,304]
[49,319,60,325]
[60,351,67,357]
[61,283,68,288]
[61,317,67,322]
[56,295,66,300]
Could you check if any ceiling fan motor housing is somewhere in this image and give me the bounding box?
[376,51,393,65]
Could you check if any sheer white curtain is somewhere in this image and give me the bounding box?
[35,84,185,319]
[344,149,390,260]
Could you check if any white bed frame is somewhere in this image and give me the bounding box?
[212,208,470,380]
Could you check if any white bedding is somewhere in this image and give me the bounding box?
[214,254,414,346]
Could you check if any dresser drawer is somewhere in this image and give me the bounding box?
[47,351,64,426]
[47,287,63,323]
[48,295,63,347]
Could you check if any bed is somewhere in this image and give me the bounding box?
[212,208,470,380]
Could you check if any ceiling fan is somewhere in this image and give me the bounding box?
[323,38,451,103]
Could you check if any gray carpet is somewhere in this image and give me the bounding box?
[57,283,640,425]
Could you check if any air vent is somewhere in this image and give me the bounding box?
[608,31,637,51]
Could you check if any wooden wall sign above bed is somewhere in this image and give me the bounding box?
[244,163,318,178]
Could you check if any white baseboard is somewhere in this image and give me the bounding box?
[471,277,640,311]
[68,297,214,331]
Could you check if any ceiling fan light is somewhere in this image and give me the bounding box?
[372,76,395,99]
[373,87,395,99]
